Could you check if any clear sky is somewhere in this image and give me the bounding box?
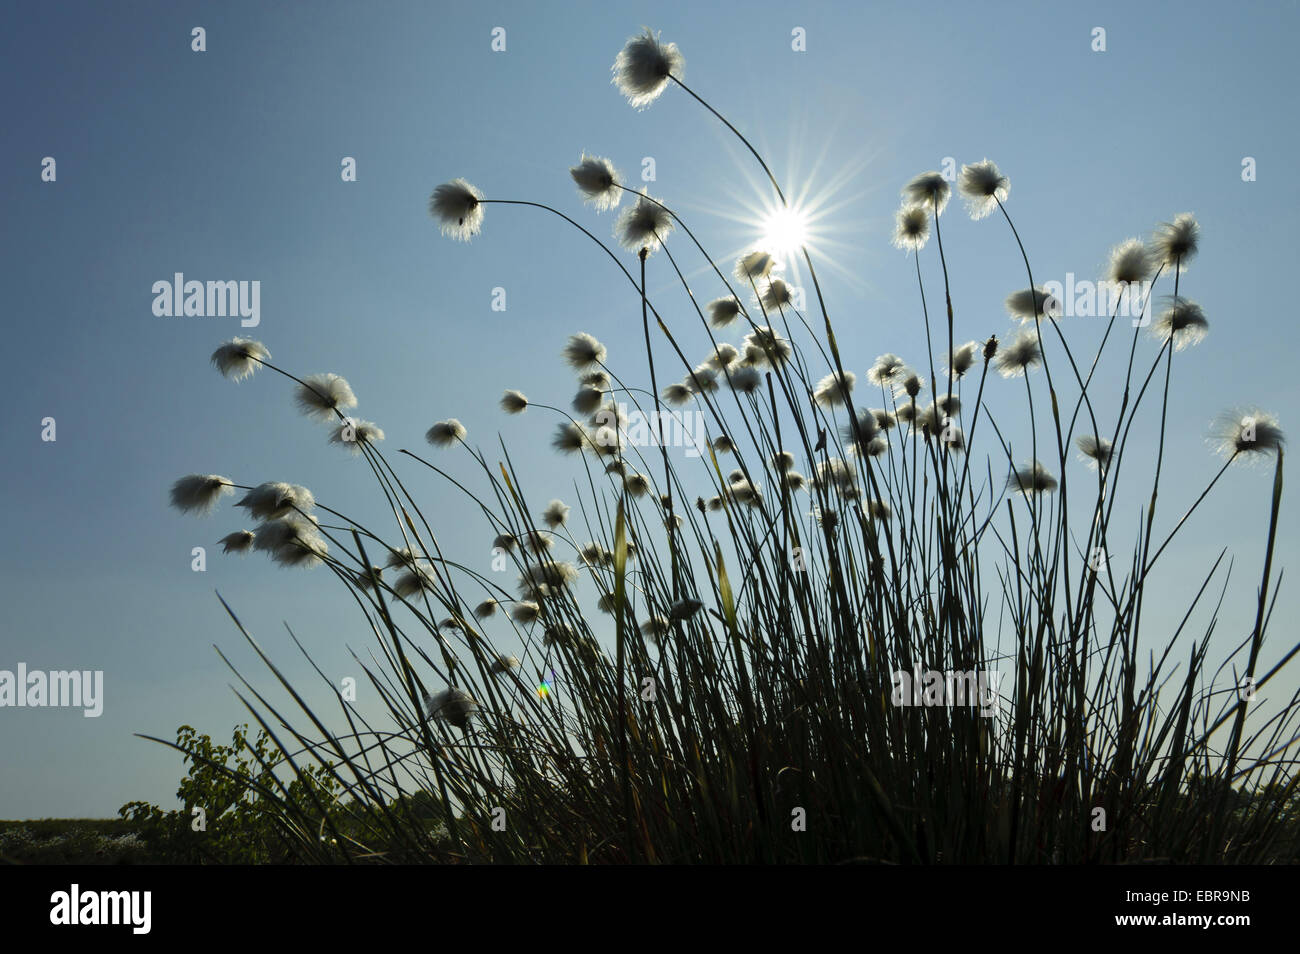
[2,0,1297,819]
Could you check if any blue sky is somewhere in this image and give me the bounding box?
[2,0,1297,819]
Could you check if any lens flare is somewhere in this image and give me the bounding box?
[760,206,810,261]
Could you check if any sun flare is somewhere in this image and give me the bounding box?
[760,206,811,261]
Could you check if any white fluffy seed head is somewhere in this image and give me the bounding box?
[563,332,608,371]
[1106,238,1153,286]
[1007,461,1058,495]
[957,159,1009,219]
[429,178,484,241]
[328,418,384,454]
[490,654,520,674]
[542,499,571,529]
[707,342,740,370]
[902,172,951,216]
[891,205,931,252]
[423,687,479,729]
[744,327,792,367]
[728,366,763,394]
[1076,434,1113,470]
[552,421,588,454]
[814,371,855,407]
[500,389,529,414]
[611,27,683,109]
[1005,287,1061,322]
[217,529,255,554]
[1151,296,1209,351]
[1210,408,1285,461]
[573,387,604,414]
[252,518,327,568]
[170,474,234,515]
[708,297,742,328]
[235,481,315,520]
[570,154,622,211]
[1153,213,1199,270]
[426,419,467,447]
[210,338,270,381]
[295,373,357,421]
[947,341,978,378]
[735,250,776,283]
[760,278,793,311]
[996,330,1044,378]
[868,354,907,386]
[662,382,693,407]
[615,191,674,252]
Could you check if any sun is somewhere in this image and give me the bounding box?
[759,206,811,261]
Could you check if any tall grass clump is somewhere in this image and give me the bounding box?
[161,28,1299,864]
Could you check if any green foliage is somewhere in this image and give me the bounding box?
[119,723,342,864]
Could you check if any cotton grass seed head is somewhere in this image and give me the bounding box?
[686,365,719,394]
[552,421,589,454]
[563,332,608,371]
[669,598,703,621]
[947,341,978,378]
[1210,408,1285,461]
[891,205,931,252]
[572,387,604,414]
[170,474,234,515]
[1106,238,1153,286]
[662,382,693,407]
[1005,287,1061,322]
[1007,461,1058,495]
[707,342,740,370]
[958,159,1009,219]
[612,27,683,109]
[236,481,315,520]
[708,297,742,328]
[760,278,794,311]
[1076,435,1113,470]
[868,353,906,387]
[218,529,255,554]
[393,563,436,597]
[996,330,1044,378]
[615,190,673,252]
[253,518,328,569]
[295,373,357,421]
[490,654,520,674]
[1151,296,1209,351]
[542,499,571,529]
[423,687,479,729]
[1153,213,1199,270]
[426,418,467,447]
[328,418,384,454]
[744,326,793,367]
[211,338,270,381]
[814,370,855,407]
[511,600,541,624]
[902,172,951,216]
[735,250,776,284]
[569,154,622,211]
[727,366,763,395]
[429,178,484,242]
[500,389,528,414]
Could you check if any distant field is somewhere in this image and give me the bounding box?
[0,819,155,865]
